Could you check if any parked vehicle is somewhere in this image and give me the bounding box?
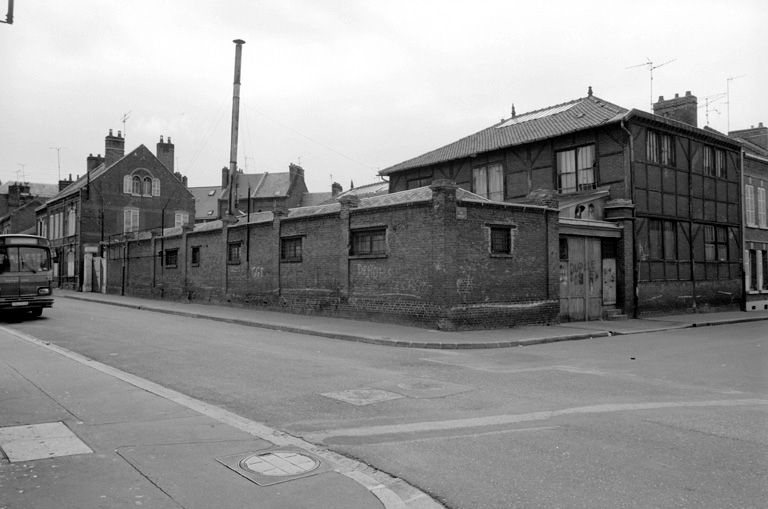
[0,234,53,317]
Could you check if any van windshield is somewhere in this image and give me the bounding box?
[0,246,52,274]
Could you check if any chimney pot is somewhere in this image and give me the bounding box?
[674,93,679,98]
[160,135,164,143]
[117,130,122,138]
[760,122,764,128]
[109,129,113,136]
[685,91,691,96]
[168,136,172,143]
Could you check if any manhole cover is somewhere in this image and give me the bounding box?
[240,451,319,476]
[217,448,328,486]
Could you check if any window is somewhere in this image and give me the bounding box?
[143,177,152,196]
[67,206,76,236]
[647,131,675,166]
[227,242,241,264]
[281,236,303,262]
[49,212,63,239]
[763,250,768,291]
[132,176,142,195]
[174,212,189,227]
[749,250,758,290]
[472,163,504,201]
[164,248,178,268]
[489,226,515,255]
[647,219,676,259]
[191,246,200,267]
[350,228,387,256]
[745,184,756,226]
[703,146,725,177]
[557,145,595,193]
[67,250,75,277]
[123,208,139,233]
[123,175,131,194]
[704,225,727,262]
[758,187,767,228]
[152,178,160,196]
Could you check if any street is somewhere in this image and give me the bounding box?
[3,297,768,508]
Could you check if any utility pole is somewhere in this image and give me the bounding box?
[226,39,245,217]
[49,146,63,181]
[0,0,13,24]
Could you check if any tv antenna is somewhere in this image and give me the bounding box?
[16,163,25,182]
[627,58,677,110]
[121,111,131,138]
[726,75,745,133]
[49,146,64,180]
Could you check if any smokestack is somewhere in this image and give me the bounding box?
[105,129,125,167]
[226,39,245,216]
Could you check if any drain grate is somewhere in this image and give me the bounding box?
[217,448,328,486]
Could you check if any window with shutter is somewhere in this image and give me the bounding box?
[152,178,160,196]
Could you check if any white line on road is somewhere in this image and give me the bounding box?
[308,399,768,442]
[3,326,444,509]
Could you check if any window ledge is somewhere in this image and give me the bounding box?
[280,258,303,264]
[490,253,514,258]
[349,254,388,260]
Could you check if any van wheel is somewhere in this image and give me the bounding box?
[30,308,43,317]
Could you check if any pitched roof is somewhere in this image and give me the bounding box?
[380,95,628,175]
[234,172,292,200]
[189,186,221,220]
[335,181,389,200]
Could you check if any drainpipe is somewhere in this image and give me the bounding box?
[740,147,746,311]
[620,118,639,318]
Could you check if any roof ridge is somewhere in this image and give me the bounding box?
[496,96,586,125]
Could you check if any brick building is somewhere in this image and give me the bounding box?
[189,163,309,223]
[36,130,194,290]
[0,182,59,234]
[730,123,768,310]
[380,89,743,319]
[104,181,559,330]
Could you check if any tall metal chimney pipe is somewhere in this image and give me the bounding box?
[227,39,245,216]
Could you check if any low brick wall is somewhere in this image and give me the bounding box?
[103,183,560,330]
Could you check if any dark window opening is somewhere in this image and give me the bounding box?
[704,225,728,262]
[351,228,386,256]
[647,131,675,166]
[191,246,200,267]
[490,226,513,255]
[557,145,596,193]
[281,237,303,262]
[164,249,178,268]
[227,242,241,264]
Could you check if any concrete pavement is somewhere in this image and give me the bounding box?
[0,326,443,509]
[57,289,768,348]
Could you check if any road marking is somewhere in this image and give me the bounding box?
[308,399,768,442]
[2,326,444,509]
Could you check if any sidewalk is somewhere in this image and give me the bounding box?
[58,290,768,348]
[0,327,442,509]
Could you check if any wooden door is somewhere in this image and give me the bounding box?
[560,236,604,321]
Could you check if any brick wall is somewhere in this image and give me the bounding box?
[104,183,560,330]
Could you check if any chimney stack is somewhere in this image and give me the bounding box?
[729,122,768,150]
[653,91,698,127]
[331,182,342,197]
[156,135,175,171]
[86,153,104,172]
[221,167,229,189]
[104,129,125,167]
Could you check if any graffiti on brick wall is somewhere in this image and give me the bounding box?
[357,264,392,280]
[251,266,265,279]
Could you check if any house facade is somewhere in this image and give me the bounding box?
[35,130,194,290]
[189,163,309,223]
[381,89,743,320]
[730,123,768,310]
[0,181,59,234]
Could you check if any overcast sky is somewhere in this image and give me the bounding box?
[1,1,765,194]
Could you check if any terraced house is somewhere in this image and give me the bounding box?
[730,123,768,310]
[35,130,194,290]
[380,88,743,320]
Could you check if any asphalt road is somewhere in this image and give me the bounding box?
[7,298,767,508]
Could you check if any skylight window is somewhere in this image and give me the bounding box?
[497,103,576,128]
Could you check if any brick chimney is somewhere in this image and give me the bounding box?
[156,135,174,171]
[289,163,304,181]
[221,167,229,189]
[729,122,768,150]
[104,129,125,167]
[7,182,30,208]
[653,91,697,127]
[86,153,104,172]
[59,174,74,192]
[331,182,342,197]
